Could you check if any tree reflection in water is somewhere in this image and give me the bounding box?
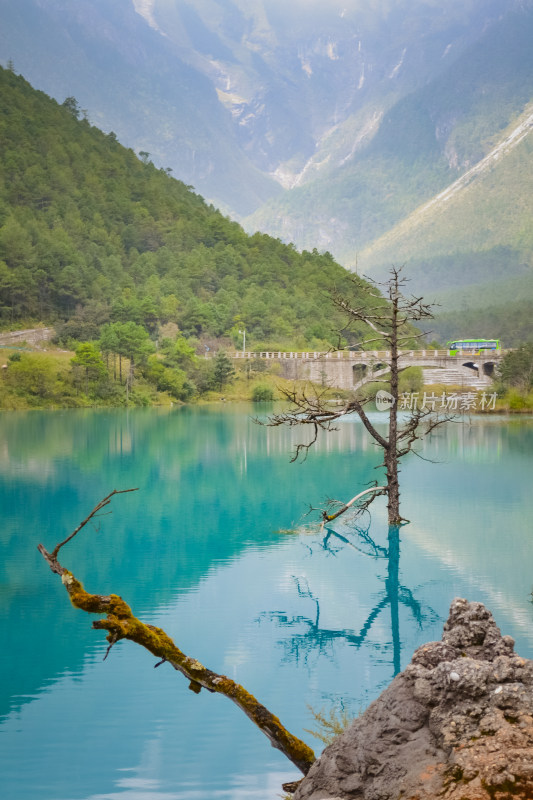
[259,522,437,679]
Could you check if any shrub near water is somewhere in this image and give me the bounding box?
[0,351,73,407]
[505,388,533,410]
[251,384,274,402]
[0,348,177,408]
[496,343,533,410]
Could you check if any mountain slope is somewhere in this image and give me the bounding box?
[357,102,533,345]
[143,0,509,181]
[361,107,533,281]
[0,0,280,216]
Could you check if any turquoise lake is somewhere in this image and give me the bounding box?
[1,406,532,799]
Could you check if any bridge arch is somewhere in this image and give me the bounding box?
[482,361,497,378]
[462,360,480,375]
[461,360,497,378]
[353,363,368,382]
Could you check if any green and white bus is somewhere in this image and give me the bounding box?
[447,338,501,356]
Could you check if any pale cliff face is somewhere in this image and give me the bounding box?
[128,0,511,181]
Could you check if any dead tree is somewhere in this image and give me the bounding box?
[37,489,316,776]
[267,267,449,526]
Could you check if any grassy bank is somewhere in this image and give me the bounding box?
[0,346,311,409]
[418,382,533,413]
[2,347,532,413]
[0,347,175,409]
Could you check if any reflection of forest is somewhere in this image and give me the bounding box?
[2,410,527,482]
[0,406,386,476]
[2,410,530,727]
[422,416,533,463]
[0,407,385,721]
[262,524,437,680]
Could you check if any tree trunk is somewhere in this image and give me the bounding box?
[385,448,401,526]
[386,285,401,526]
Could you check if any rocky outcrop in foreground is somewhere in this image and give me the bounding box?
[294,598,533,800]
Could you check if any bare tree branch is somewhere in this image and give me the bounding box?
[261,384,390,459]
[265,267,450,526]
[50,488,139,560]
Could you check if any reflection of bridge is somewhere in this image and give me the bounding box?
[230,350,503,390]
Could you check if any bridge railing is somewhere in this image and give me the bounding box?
[227,349,502,361]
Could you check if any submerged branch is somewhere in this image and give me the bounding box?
[38,493,316,776]
[323,485,387,523]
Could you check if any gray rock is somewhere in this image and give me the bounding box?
[294,598,533,800]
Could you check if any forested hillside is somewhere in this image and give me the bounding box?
[0,66,362,350]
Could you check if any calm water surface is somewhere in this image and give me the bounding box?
[0,406,532,799]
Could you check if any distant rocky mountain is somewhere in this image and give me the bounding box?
[246,1,533,266]
[0,0,513,218]
[355,8,533,346]
[242,0,533,344]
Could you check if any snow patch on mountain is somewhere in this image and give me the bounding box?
[389,48,406,78]
[339,110,383,166]
[327,41,339,60]
[132,0,164,35]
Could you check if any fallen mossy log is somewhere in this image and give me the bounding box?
[38,489,316,776]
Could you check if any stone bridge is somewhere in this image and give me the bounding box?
[230,349,503,390]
